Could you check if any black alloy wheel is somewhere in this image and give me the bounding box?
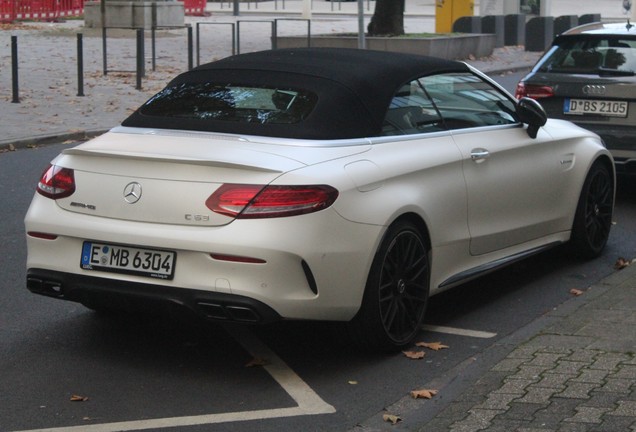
[349,220,430,351]
[571,162,614,259]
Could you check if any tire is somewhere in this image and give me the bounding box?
[348,220,430,352]
[571,162,614,259]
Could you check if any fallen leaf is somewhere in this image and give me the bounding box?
[570,288,583,296]
[245,357,268,367]
[70,395,88,402]
[403,350,425,360]
[614,257,632,270]
[416,341,449,351]
[383,413,402,425]
[410,389,438,399]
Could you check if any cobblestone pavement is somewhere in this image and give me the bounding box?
[418,264,636,432]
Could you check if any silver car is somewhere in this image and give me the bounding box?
[516,21,636,175]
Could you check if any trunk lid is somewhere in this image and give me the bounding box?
[53,128,369,226]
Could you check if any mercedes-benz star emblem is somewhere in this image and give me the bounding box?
[123,182,142,204]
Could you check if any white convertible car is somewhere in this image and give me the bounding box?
[25,48,615,351]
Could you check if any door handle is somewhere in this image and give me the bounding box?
[471,148,490,162]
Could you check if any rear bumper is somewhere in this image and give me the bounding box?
[27,268,282,324]
[25,194,382,321]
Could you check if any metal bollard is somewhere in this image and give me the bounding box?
[151,27,156,71]
[11,36,19,104]
[77,33,85,97]
[102,27,108,76]
[187,26,194,71]
[136,29,144,90]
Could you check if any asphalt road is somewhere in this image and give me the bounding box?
[2,90,635,431]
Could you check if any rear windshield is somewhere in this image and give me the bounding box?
[139,83,318,125]
[538,37,636,75]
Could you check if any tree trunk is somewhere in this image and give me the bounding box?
[367,0,405,36]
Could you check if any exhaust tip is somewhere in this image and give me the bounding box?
[196,302,260,323]
[27,277,64,298]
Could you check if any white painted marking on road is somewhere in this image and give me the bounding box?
[225,324,336,417]
[13,325,335,432]
[422,324,497,339]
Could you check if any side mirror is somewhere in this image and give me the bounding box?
[517,97,547,139]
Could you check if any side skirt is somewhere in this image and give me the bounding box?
[438,241,564,290]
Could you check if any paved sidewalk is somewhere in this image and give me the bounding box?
[416,264,636,432]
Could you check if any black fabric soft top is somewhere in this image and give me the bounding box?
[123,48,470,140]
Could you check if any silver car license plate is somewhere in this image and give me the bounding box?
[564,98,628,117]
[81,242,176,280]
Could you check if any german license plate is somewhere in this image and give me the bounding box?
[564,98,628,117]
[81,242,176,280]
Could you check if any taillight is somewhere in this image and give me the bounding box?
[37,164,75,199]
[515,82,554,100]
[206,184,339,219]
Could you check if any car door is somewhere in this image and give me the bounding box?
[421,72,568,256]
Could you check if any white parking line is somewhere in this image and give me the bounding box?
[225,324,336,416]
[13,325,335,432]
[422,324,497,339]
